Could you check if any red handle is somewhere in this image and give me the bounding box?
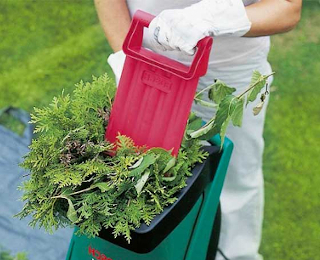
[123,10,213,80]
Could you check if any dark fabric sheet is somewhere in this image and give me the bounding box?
[0,107,73,260]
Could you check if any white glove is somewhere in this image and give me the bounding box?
[107,50,126,85]
[147,0,252,55]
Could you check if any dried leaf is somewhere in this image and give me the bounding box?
[253,101,265,116]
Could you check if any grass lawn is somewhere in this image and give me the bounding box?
[0,1,319,259]
[261,3,320,259]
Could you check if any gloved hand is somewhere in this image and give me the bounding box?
[107,50,126,85]
[147,0,252,55]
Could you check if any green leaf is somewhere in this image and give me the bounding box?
[163,172,177,182]
[128,157,144,169]
[163,157,176,173]
[128,154,157,178]
[199,127,219,141]
[246,71,267,105]
[213,95,234,131]
[148,147,171,155]
[196,95,242,142]
[93,182,111,192]
[186,113,203,133]
[134,170,150,195]
[65,197,78,223]
[208,80,236,104]
[189,118,215,139]
[194,98,217,108]
[188,94,240,140]
[60,187,74,196]
[194,91,204,100]
[148,148,173,172]
[220,117,231,147]
[229,97,245,127]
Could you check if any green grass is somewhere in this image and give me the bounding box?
[0,0,113,111]
[0,112,25,136]
[0,245,28,260]
[0,1,319,259]
[261,3,320,259]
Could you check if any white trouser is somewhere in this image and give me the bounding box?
[193,61,273,260]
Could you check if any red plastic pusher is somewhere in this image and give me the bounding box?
[105,10,213,156]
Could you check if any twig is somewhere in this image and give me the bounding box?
[51,186,96,199]
[194,84,215,99]
[237,72,275,99]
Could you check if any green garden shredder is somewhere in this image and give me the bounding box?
[66,10,233,260]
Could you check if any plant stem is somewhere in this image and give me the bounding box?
[61,126,85,144]
[68,186,96,196]
[194,84,215,99]
[51,186,96,199]
[237,72,275,99]
[194,97,218,108]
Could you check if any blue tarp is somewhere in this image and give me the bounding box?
[0,107,73,260]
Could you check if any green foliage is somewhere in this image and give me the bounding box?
[246,71,268,105]
[208,80,236,105]
[17,71,268,243]
[187,72,274,146]
[260,4,320,259]
[0,1,113,112]
[0,246,28,260]
[16,74,209,243]
[0,112,25,136]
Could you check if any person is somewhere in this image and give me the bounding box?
[94,1,302,259]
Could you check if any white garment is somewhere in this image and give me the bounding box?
[126,0,270,74]
[147,0,251,55]
[195,62,273,260]
[122,2,273,260]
